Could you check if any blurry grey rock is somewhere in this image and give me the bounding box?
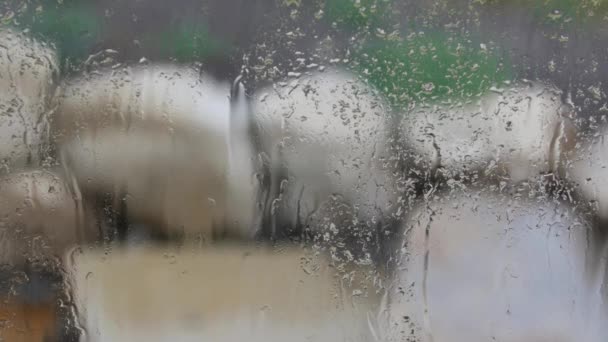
[400,82,576,182]
[564,126,608,222]
[0,170,98,271]
[0,29,59,169]
[253,69,397,237]
[385,188,607,342]
[53,64,257,240]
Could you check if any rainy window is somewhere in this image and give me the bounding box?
[0,0,607,341]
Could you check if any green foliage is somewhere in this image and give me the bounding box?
[478,0,608,25]
[12,0,101,70]
[323,0,391,31]
[151,22,229,63]
[6,0,228,69]
[354,32,513,108]
[319,0,514,108]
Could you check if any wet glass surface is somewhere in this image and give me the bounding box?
[1,0,608,341]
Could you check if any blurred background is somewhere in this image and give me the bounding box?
[1,0,608,341]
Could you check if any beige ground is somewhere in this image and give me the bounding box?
[64,244,385,342]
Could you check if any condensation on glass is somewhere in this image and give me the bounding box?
[0,0,607,341]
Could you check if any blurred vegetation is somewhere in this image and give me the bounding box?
[145,21,229,63]
[320,0,512,108]
[0,0,599,105]
[475,0,608,25]
[354,33,512,107]
[3,0,101,71]
[2,0,228,71]
[323,0,391,30]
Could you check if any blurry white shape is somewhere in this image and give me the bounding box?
[53,64,257,239]
[566,126,608,221]
[253,68,396,231]
[400,82,576,182]
[227,77,258,233]
[0,170,97,269]
[64,246,381,342]
[0,29,58,169]
[387,188,607,342]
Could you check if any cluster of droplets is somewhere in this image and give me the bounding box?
[2,0,608,341]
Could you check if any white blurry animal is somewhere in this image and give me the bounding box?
[0,170,98,270]
[400,82,576,182]
[385,188,607,342]
[64,245,381,342]
[253,69,396,237]
[53,64,258,240]
[0,29,58,169]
